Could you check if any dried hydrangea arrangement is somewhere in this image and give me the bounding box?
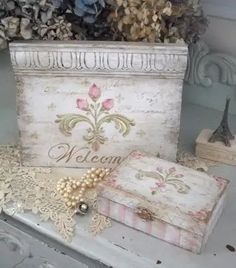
[109,0,207,43]
[54,0,106,23]
[0,0,207,48]
[0,0,75,49]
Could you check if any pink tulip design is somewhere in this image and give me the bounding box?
[76,98,89,111]
[102,99,114,111]
[56,83,135,153]
[88,83,101,101]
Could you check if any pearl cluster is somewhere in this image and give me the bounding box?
[57,167,110,209]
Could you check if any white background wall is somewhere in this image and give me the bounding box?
[202,0,236,55]
[183,0,236,114]
[0,51,18,143]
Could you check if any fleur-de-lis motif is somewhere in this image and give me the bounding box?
[55,84,135,151]
[136,166,190,194]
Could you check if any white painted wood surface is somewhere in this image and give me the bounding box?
[9,41,188,168]
[202,0,236,20]
[0,217,89,268]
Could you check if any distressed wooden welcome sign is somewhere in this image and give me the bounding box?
[10,41,188,168]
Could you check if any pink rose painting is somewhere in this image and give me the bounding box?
[56,84,135,151]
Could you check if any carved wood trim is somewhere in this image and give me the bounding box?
[9,41,188,78]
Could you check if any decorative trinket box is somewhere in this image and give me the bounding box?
[97,151,229,253]
[10,41,187,168]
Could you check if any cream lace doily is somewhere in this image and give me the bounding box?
[0,145,111,240]
[0,145,214,241]
[177,151,218,172]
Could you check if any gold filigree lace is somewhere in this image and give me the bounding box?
[0,145,111,240]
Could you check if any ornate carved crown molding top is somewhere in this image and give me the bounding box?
[9,41,188,78]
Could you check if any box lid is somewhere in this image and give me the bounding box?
[98,151,229,236]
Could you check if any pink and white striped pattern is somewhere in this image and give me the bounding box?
[97,151,229,253]
[97,196,203,253]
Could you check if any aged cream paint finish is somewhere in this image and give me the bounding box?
[196,129,236,165]
[10,41,188,168]
[97,151,229,253]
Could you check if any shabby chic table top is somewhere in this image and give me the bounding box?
[0,102,236,268]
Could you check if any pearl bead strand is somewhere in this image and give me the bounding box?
[57,167,110,210]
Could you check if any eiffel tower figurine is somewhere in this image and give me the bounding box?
[208,98,235,147]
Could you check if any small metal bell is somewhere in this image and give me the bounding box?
[75,202,89,215]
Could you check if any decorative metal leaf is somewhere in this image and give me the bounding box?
[55,113,93,136]
[98,114,135,137]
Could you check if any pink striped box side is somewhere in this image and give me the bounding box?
[97,196,203,253]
